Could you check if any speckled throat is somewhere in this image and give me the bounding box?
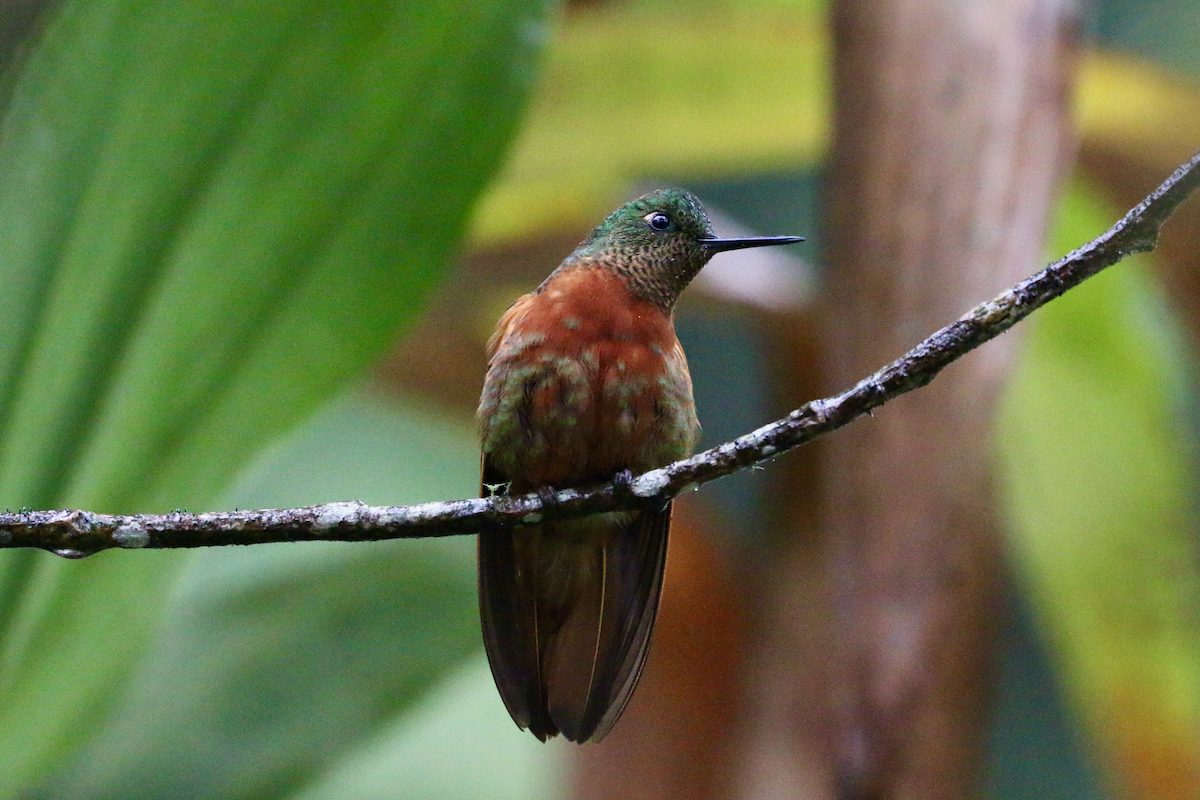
[545,244,709,313]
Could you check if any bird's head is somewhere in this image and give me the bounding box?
[571,188,803,310]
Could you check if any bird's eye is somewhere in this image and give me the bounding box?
[645,212,673,232]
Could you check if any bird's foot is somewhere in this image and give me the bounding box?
[537,485,559,510]
[483,480,510,497]
[612,469,635,500]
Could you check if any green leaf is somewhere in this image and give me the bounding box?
[288,658,562,800]
[0,0,547,793]
[998,178,1200,780]
[0,0,545,513]
[43,392,497,800]
[0,552,185,798]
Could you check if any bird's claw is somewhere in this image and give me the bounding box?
[612,469,635,500]
[537,485,559,509]
[483,481,510,497]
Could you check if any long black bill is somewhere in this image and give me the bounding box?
[700,235,805,254]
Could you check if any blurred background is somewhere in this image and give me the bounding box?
[0,0,1197,798]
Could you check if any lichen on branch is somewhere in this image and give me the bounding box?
[2,150,1199,558]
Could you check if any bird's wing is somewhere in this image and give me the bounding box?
[485,292,537,361]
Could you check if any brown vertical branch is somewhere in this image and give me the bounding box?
[745,2,1078,799]
[824,2,1077,796]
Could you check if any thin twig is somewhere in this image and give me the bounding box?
[3,151,1199,558]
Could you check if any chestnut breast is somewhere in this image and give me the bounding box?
[478,266,700,491]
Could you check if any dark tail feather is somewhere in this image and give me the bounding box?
[478,526,557,740]
[478,504,671,743]
[580,502,672,741]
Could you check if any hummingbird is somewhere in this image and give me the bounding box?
[476,188,802,742]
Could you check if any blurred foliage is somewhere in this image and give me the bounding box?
[0,0,1197,798]
[985,592,1105,800]
[1095,0,1200,81]
[471,0,829,243]
[41,391,558,799]
[1077,50,1200,169]
[999,180,1200,799]
[0,0,546,795]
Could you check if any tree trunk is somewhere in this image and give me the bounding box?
[742,2,1077,798]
